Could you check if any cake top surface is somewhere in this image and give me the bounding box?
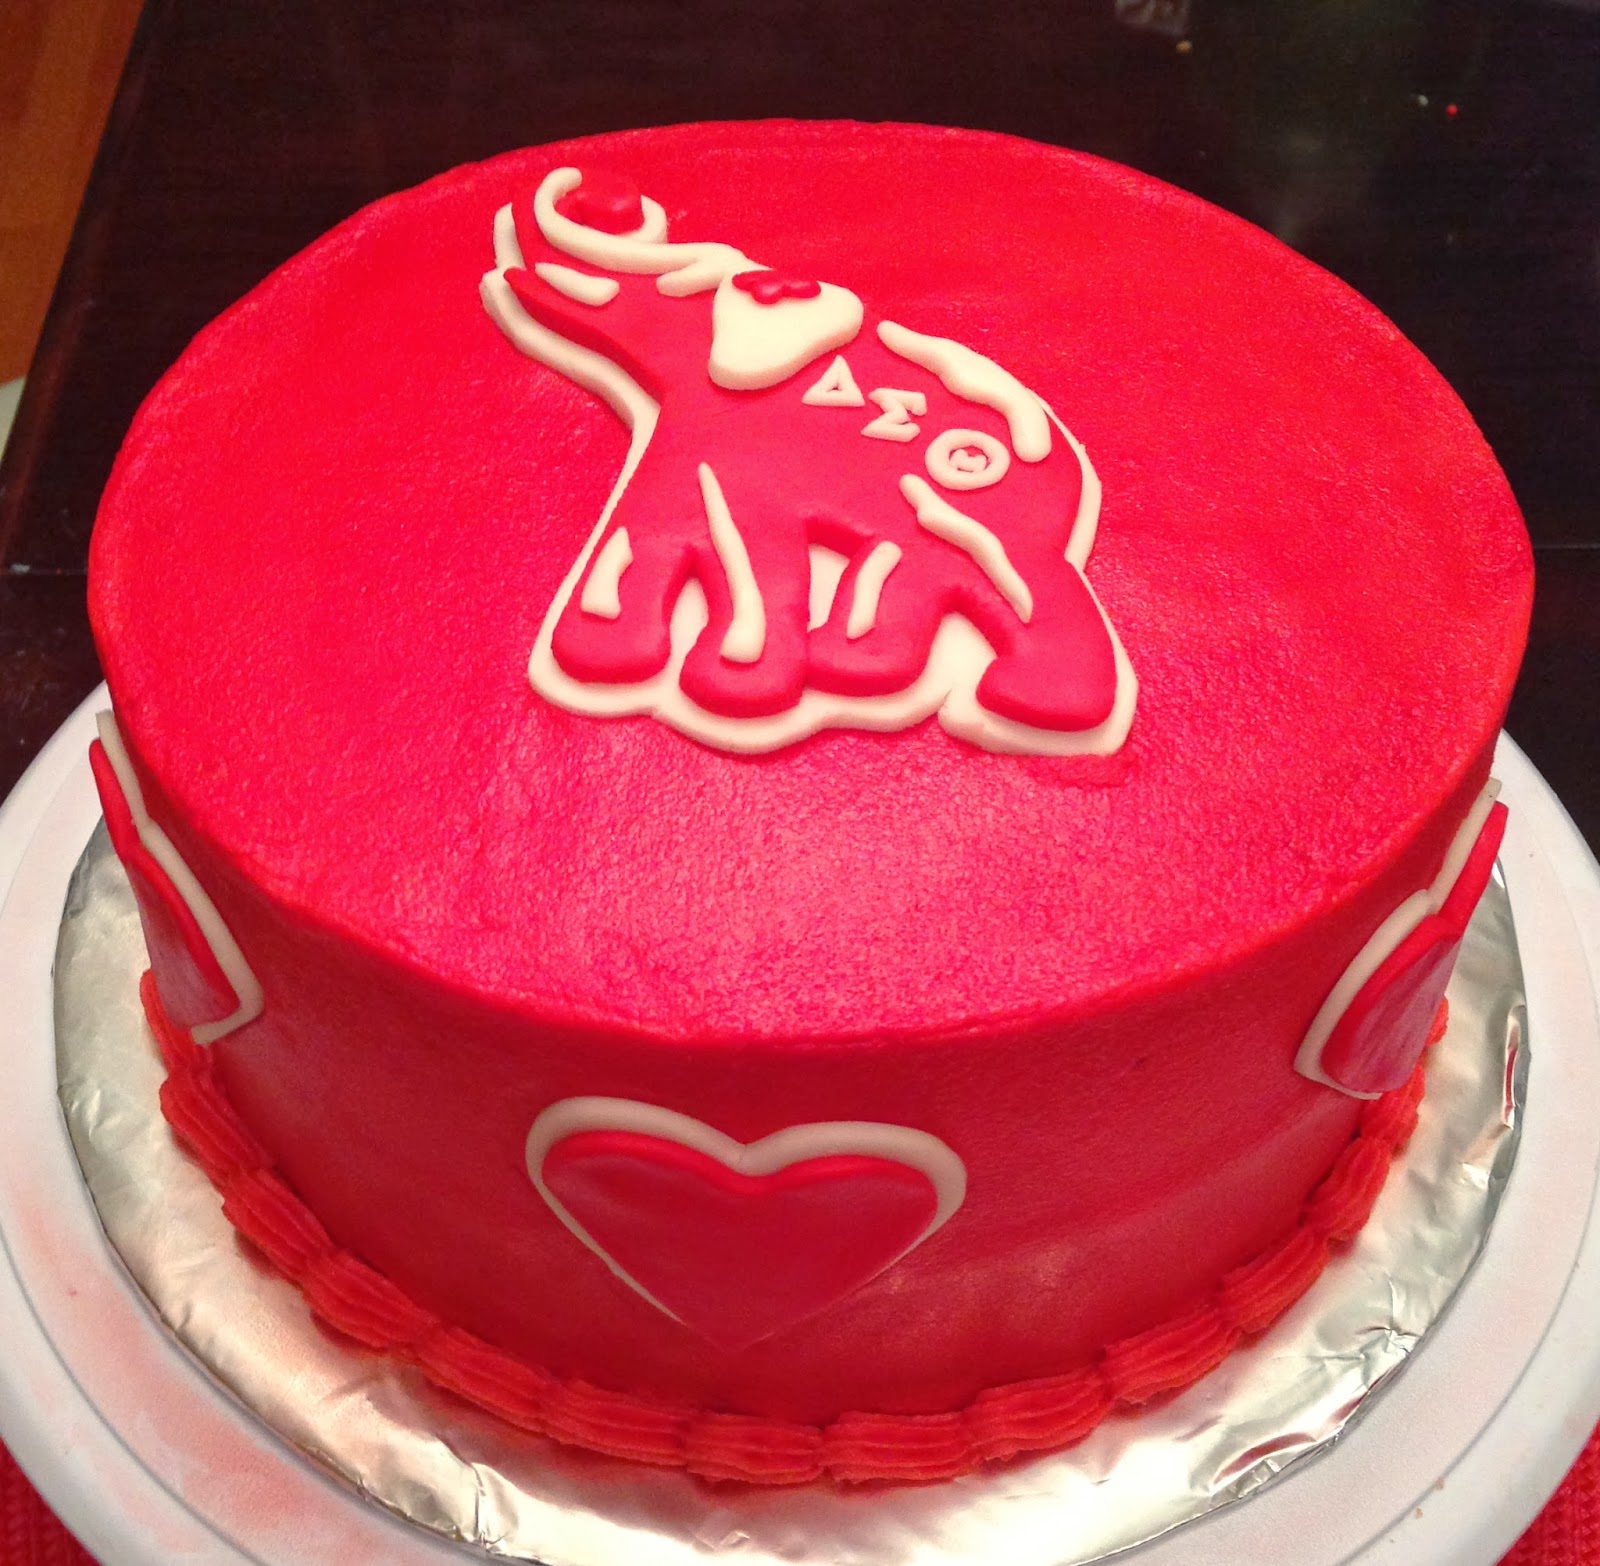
[89,120,1531,1043]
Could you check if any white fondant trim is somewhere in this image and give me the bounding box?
[532,582,1137,755]
[801,354,866,407]
[531,262,621,308]
[487,203,1138,755]
[862,387,927,443]
[927,428,1011,491]
[1049,409,1103,569]
[1435,778,1503,898]
[1294,779,1503,1097]
[525,1097,968,1333]
[579,528,633,618]
[698,463,765,662]
[486,206,668,731]
[534,168,756,298]
[846,541,903,639]
[878,320,1052,462]
[493,202,526,271]
[806,544,848,630]
[484,216,658,432]
[95,711,263,1047]
[709,278,864,391]
[900,474,1033,624]
[932,577,1138,756]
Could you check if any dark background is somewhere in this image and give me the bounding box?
[2,0,1596,847]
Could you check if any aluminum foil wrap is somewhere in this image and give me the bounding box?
[55,823,1526,1566]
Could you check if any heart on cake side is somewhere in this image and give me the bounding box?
[525,1099,967,1351]
[1296,784,1508,1098]
[89,712,263,1046]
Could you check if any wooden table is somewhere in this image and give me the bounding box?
[0,2,1596,1559]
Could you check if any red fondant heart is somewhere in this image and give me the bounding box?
[730,269,823,305]
[539,1129,940,1351]
[1320,800,1507,1096]
[91,739,240,1033]
[549,168,646,235]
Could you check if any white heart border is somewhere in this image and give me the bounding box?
[524,1096,967,1336]
[95,711,263,1046]
[1295,778,1502,1098]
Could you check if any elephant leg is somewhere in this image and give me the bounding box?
[677,467,810,720]
[974,564,1121,733]
[807,540,961,699]
[551,524,700,685]
[549,445,708,686]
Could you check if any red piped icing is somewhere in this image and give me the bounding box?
[1321,803,1507,1096]
[1100,1303,1241,1404]
[221,1170,333,1275]
[141,968,1434,1485]
[302,1254,440,1350]
[540,1131,939,1351]
[549,167,645,234]
[90,739,240,1036]
[730,269,823,304]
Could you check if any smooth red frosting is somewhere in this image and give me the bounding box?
[87,123,1531,1454]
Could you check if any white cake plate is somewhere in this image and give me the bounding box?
[2,686,1598,1566]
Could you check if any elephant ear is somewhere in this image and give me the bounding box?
[708,273,865,391]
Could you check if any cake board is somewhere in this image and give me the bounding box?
[1,686,1597,1566]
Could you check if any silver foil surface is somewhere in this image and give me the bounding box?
[55,823,1526,1566]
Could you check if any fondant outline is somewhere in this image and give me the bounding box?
[525,1096,967,1334]
[96,711,263,1045]
[1296,779,1501,1097]
[482,180,1139,756]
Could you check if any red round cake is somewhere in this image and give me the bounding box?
[86,121,1531,1484]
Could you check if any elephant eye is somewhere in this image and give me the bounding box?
[926,429,1011,492]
